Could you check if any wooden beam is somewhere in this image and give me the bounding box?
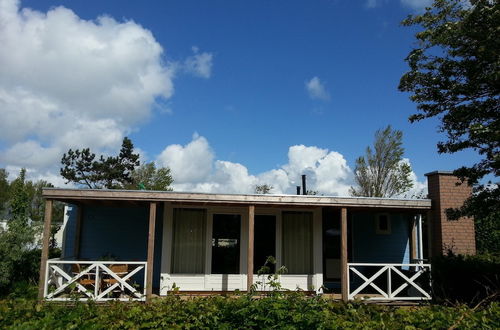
[146,202,157,302]
[73,205,83,258]
[42,188,432,210]
[247,205,255,292]
[38,199,53,301]
[340,207,348,302]
[410,216,417,262]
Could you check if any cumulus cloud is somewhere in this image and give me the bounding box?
[156,134,214,183]
[155,134,354,196]
[183,46,213,79]
[0,0,176,182]
[305,76,330,101]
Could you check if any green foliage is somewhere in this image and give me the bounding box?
[124,162,174,191]
[60,137,140,189]
[350,125,413,197]
[0,169,38,293]
[399,0,499,234]
[255,184,273,194]
[432,253,500,305]
[0,169,62,296]
[0,169,9,215]
[0,295,498,329]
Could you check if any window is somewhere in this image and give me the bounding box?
[171,209,206,273]
[254,215,276,273]
[282,211,313,274]
[211,214,241,274]
[375,213,391,235]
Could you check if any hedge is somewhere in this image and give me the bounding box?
[1,294,499,329]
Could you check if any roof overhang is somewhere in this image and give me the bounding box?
[42,188,431,210]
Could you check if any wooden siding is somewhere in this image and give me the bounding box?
[351,212,411,264]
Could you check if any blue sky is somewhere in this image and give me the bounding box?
[0,0,481,195]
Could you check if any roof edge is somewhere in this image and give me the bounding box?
[424,170,455,177]
[42,188,432,210]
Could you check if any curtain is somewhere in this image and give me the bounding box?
[282,211,313,274]
[171,209,206,274]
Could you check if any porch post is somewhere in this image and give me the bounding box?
[247,205,255,292]
[38,199,53,301]
[417,214,424,262]
[340,207,348,302]
[146,202,157,302]
[410,215,418,262]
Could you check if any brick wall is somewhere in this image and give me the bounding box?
[425,171,476,256]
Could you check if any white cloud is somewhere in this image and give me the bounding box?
[400,0,433,11]
[305,76,330,101]
[154,135,428,198]
[183,46,213,79]
[0,0,176,182]
[156,134,214,183]
[400,158,428,198]
[155,134,354,196]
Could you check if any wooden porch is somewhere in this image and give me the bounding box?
[39,188,432,303]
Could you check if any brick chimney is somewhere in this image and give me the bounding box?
[425,171,476,256]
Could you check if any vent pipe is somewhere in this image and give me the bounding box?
[296,186,301,195]
[302,175,307,195]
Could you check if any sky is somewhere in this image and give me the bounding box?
[0,0,482,196]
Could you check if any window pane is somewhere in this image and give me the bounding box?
[172,209,206,274]
[282,211,313,274]
[211,214,241,274]
[254,215,276,273]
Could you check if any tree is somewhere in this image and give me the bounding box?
[60,137,140,189]
[350,126,413,197]
[124,162,174,191]
[0,169,38,291]
[255,184,273,194]
[399,0,499,252]
[0,169,9,215]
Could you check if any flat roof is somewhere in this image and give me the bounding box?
[42,188,431,210]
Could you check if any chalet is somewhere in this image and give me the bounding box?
[38,171,475,302]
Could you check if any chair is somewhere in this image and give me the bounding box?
[103,264,129,288]
[71,264,96,287]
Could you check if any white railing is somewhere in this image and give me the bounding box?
[44,259,147,302]
[348,263,431,301]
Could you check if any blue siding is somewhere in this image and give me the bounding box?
[352,212,410,264]
[62,204,164,291]
[62,205,77,258]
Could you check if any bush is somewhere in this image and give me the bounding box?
[0,248,60,298]
[432,253,500,305]
[0,295,498,329]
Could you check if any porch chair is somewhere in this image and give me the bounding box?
[102,264,130,293]
[71,263,96,287]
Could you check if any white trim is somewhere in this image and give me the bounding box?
[160,202,173,274]
[312,208,323,292]
[417,214,424,261]
[44,260,147,302]
[348,263,431,301]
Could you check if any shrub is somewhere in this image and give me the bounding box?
[0,295,499,329]
[432,253,500,305]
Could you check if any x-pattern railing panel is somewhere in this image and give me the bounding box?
[44,260,147,302]
[348,263,431,301]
